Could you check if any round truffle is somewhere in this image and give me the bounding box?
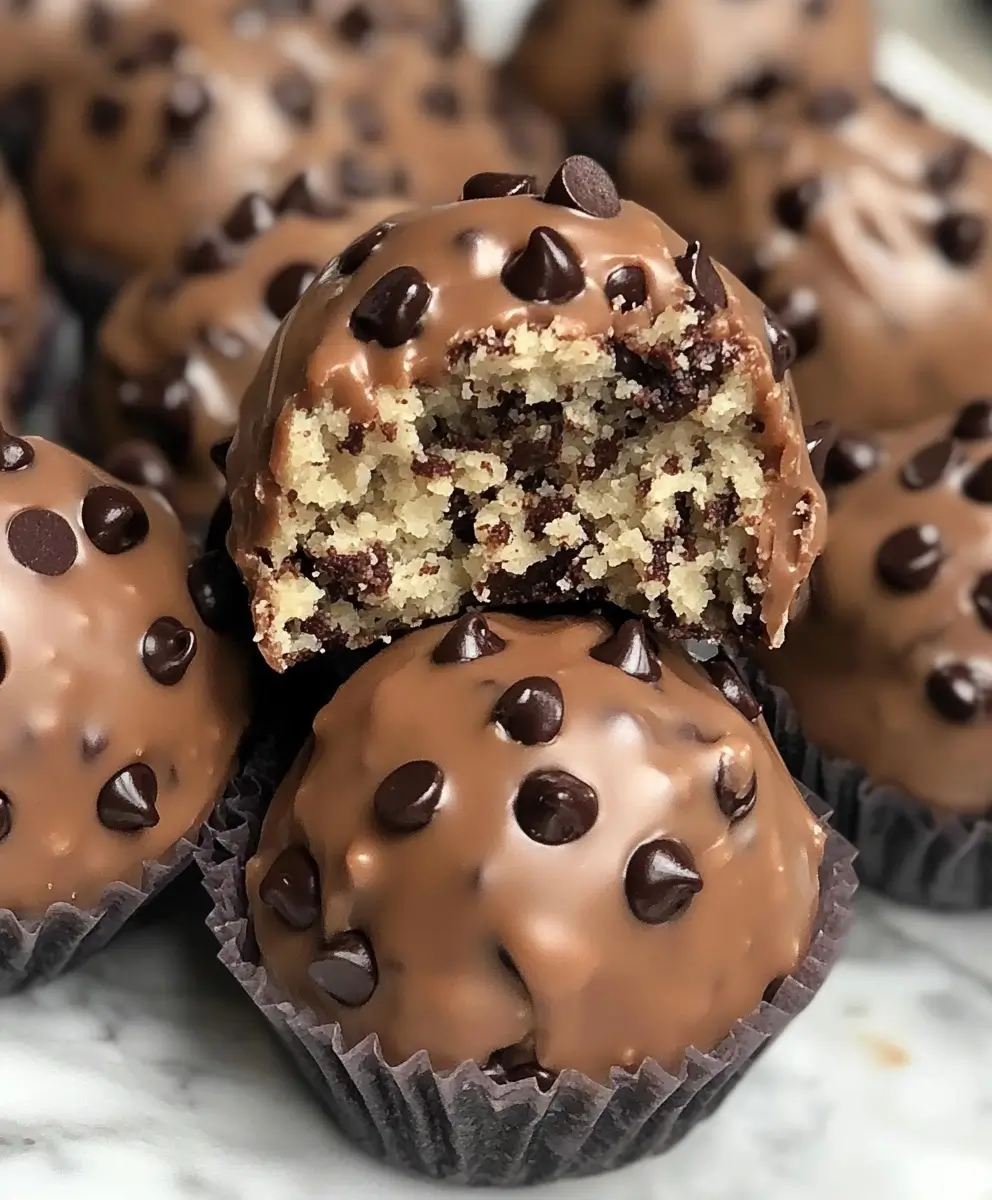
[246,613,825,1083]
[226,156,825,669]
[765,405,992,816]
[0,161,45,427]
[93,197,400,528]
[0,434,247,916]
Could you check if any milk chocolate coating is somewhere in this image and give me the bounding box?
[766,405,992,817]
[226,164,825,667]
[0,161,45,425]
[93,198,399,528]
[246,613,824,1084]
[28,0,559,278]
[0,435,247,916]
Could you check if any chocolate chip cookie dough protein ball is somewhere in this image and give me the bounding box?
[247,613,826,1082]
[226,158,826,669]
[92,197,399,529]
[0,161,45,426]
[0,434,246,929]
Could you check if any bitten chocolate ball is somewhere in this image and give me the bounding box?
[246,613,824,1084]
[0,161,45,426]
[0,435,247,916]
[226,156,825,669]
[92,197,399,529]
[766,405,992,816]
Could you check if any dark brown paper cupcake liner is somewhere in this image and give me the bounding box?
[742,660,992,912]
[198,753,857,1186]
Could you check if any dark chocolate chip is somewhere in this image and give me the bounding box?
[180,234,233,276]
[264,262,317,320]
[271,71,315,125]
[688,140,733,188]
[926,139,971,192]
[0,793,10,843]
[925,662,989,724]
[82,485,149,554]
[421,82,461,119]
[501,227,585,304]
[337,221,394,275]
[210,438,233,473]
[187,549,243,632]
[223,192,274,241]
[600,76,644,133]
[81,731,109,762]
[715,759,758,822]
[350,265,432,347]
[514,769,598,845]
[141,616,197,685]
[115,370,192,466]
[763,308,797,381]
[964,458,992,503]
[461,172,537,200]
[7,508,77,576]
[702,655,761,721]
[774,177,822,233]
[373,760,444,833]
[973,572,992,632]
[308,930,377,1006]
[625,837,702,924]
[259,846,321,930]
[876,524,945,591]
[346,95,384,142]
[163,76,212,140]
[542,155,621,219]
[670,106,712,145]
[934,212,985,265]
[492,677,563,745]
[772,289,821,360]
[804,421,835,485]
[97,763,159,831]
[0,428,34,471]
[590,619,660,682]
[731,65,790,103]
[431,613,506,664]
[87,94,127,136]
[275,170,346,218]
[674,240,727,310]
[336,3,376,46]
[805,87,858,125]
[953,399,992,440]
[900,439,957,490]
[822,433,879,486]
[604,265,647,311]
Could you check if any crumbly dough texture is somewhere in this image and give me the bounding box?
[247,613,825,1084]
[227,162,824,669]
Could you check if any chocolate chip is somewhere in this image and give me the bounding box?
[514,769,598,845]
[674,240,727,311]
[974,572,992,631]
[350,266,431,347]
[223,192,274,241]
[264,262,317,320]
[492,677,563,745]
[461,172,536,200]
[336,3,376,46]
[81,731,109,762]
[876,524,944,591]
[772,289,820,360]
[337,221,393,275]
[483,1047,557,1092]
[163,76,212,140]
[900,439,957,490]
[0,428,34,471]
[275,170,346,218]
[716,759,758,822]
[97,764,159,831]
[432,613,506,664]
[210,438,232,474]
[181,234,233,276]
[688,140,733,188]
[604,265,647,311]
[925,662,989,724]
[421,83,461,119]
[774,177,822,233]
[804,420,835,485]
[934,212,985,266]
[670,106,712,145]
[625,838,702,924]
[104,440,173,494]
[763,308,797,381]
[308,930,377,1006]
[964,458,992,503]
[926,139,971,192]
[501,227,585,304]
[0,793,10,843]
[259,846,321,930]
[7,508,77,576]
[702,655,761,721]
[115,370,192,466]
[731,65,790,103]
[542,155,621,219]
[346,95,384,142]
[87,95,127,136]
[82,485,149,554]
[953,399,992,440]
[805,87,858,125]
[141,616,197,685]
[590,619,660,682]
[187,549,243,632]
[600,77,644,133]
[822,434,879,486]
[373,760,444,832]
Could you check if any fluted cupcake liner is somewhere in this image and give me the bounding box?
[198,748,857,1187]
[743,661,992,912]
